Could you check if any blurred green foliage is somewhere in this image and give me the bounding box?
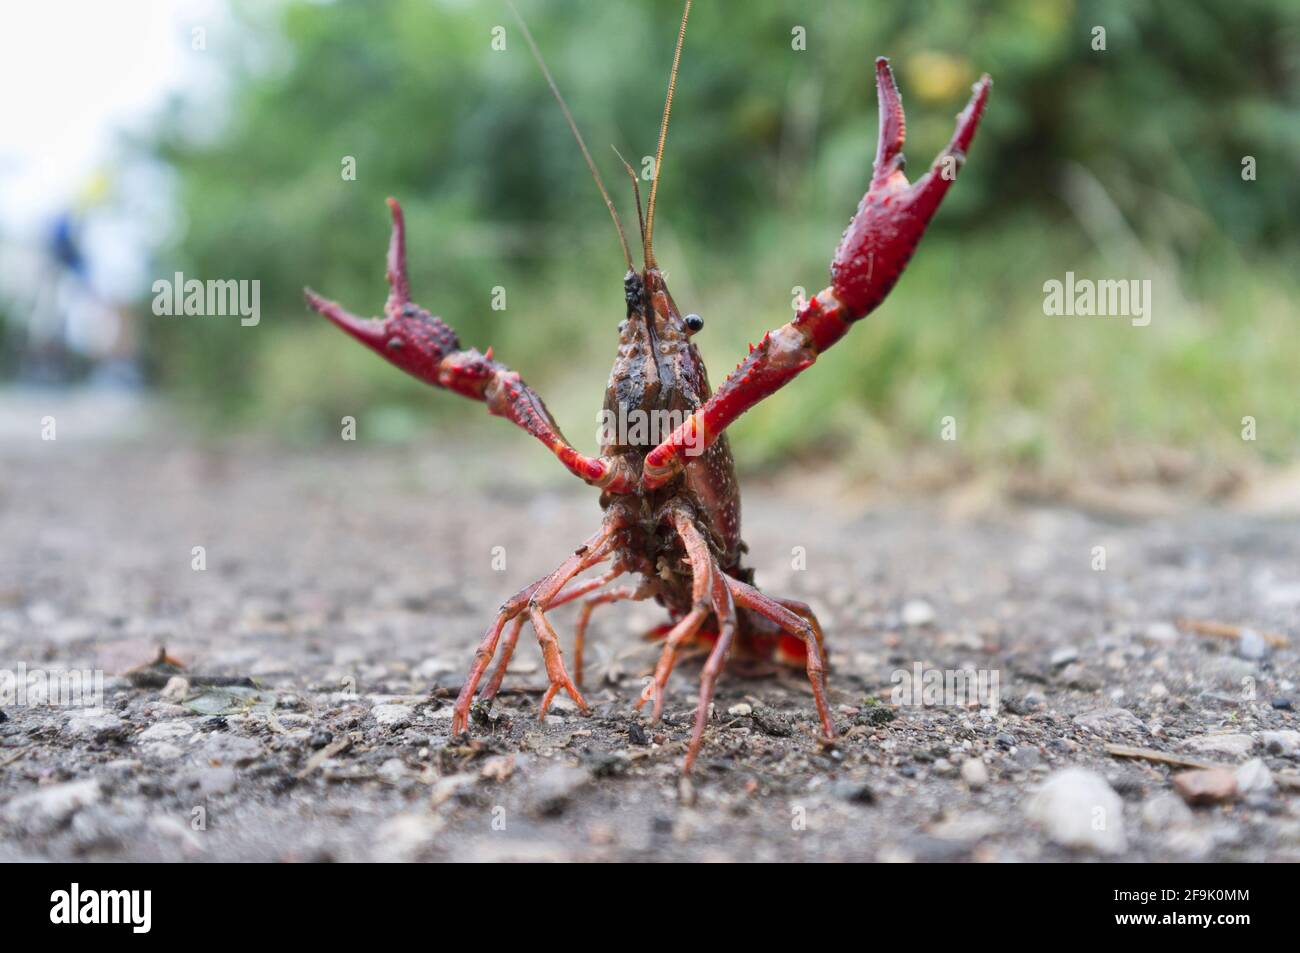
[146,0,1300,477]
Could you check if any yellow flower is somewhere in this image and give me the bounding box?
[905,51,972,105]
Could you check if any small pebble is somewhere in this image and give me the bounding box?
[1179,732,1254,760]
[371,704,414,730]
[532,765,590,816]
[2,779,102,832]
[1235,758,1274,796]
[1236,629,1268,660]
[1012,746,1042,769]
[1073,708,1145,736]
[1259,730,1300,757]
[961,758,988,789]
[372,813,442,862]
[833,780,876,804]
[160,676,190,704]
[901,599,936,627]
[1049,646,1079,668]
[1141,792,1193,830]
[727,702,752,717]
[1172,768,1237,806]
[1025,768,1126,854]
[1144,622,1178,643]
[196,766,238,796]
[62,709,128,743]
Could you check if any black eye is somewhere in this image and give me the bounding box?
[684,313,704,333]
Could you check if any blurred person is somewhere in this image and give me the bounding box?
[16,172,141,388]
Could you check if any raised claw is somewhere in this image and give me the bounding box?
[306,198,634,492]
[831,58,992,317]
[639,58,990,490]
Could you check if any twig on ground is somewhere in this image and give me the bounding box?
[296,734,353,779]
[1175,618,1288,648]
[1106,743,1300,791]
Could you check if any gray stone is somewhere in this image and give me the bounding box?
[1141,792,1194,830]
[1143,622,1179,644]
[137,720,195,745]
[1049,646,1079,668]
[372,812,443,862]
[3,778,102,831]
[900,599,936,627]
[1179,733,1254,760]
[532,764,590,816]
[1025,768,1127,854]
[1236,629,1268,660]
[1259,730,1300,757]
[196,766,239,796]
[1203,656,1257,691]
[961,758,989,789]
[62,708,128,743]
[371,704,414,730]
[144,742,184,761]
[430,773,479,807]
[1234,758,1275,796]
[197,733,264,766]
[928,811,999,842]
[1073,707,1145,736]
[160,675,191,703]
[1173,768,1237,805]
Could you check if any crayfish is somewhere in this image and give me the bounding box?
[304,2,990,772]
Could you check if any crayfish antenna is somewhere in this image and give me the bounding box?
[643,0,691,270]
[507,0,635,272]
[611,145,647,258]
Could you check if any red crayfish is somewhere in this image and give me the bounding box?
[305,2,990,771]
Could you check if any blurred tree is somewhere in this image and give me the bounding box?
[141,0,1299,469]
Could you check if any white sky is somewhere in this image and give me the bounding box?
[0,1,236,300]
[0,2,214,223]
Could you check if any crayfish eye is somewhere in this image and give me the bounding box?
[684,313,704,334]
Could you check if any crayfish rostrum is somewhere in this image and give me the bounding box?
[304,3,990,771]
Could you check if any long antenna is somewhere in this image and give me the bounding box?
[643,0,691,269]
[611,145,647,253]
[507,0,635,272]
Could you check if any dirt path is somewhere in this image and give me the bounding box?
[1,434,1298,861]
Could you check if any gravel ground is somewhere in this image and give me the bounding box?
[2,427,1298,862]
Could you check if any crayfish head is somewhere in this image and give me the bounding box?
[642,268,699,345]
